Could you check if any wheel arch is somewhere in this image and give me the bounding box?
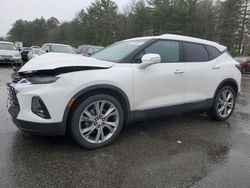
[213,78,239,100]
[62,84,132,134]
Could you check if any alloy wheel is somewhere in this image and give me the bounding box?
[79,100,119,144]
[217,89,234,118]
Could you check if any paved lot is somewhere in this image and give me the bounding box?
[0,65,250,188]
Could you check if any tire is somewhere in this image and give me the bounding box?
[70,94,124,149]
[208,86,236,121]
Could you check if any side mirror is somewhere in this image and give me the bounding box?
[138,54,161,69]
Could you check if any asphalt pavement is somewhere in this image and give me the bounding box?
[0,65,250,188]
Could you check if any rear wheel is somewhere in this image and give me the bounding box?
[70,94,124,149]
[208,86,236,121]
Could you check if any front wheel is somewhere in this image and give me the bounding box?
[70,94,124,149]
[208,86,236,121]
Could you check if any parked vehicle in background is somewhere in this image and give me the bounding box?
[77,45,104,56]
[40,43,76,55]
[234,56,250,74]
[20,47,31,62]
[28,48,41,60]
[31,46,40,49]
[0,41,21,64]
[8,34,241,149]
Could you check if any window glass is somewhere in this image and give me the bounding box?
[92,39,149,62]
[184,42,209,62]
[22,47,31,51]
[79,46,88,54]
[0,43,17,51]
[88,48,94,55]
[50,45,76,54]
[144,40,180,63]
[92,47,103,53]
[33,48,41,54]
[41,45,47,51]
[45,45,50,52]
[206,45,222,60]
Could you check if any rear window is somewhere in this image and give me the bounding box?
[183,42,209,62]
[206,45,222,60]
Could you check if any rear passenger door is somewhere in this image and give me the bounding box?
[183,42,222,104]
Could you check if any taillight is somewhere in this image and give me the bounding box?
[235,64,242,73]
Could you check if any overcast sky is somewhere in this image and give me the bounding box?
[0,0,131,37]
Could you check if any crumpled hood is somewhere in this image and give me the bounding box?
[19,53,114,73]
[0,49,20,56]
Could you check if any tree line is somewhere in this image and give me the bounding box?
[6,0,250,56]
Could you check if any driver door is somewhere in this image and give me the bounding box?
[132,40,185,111]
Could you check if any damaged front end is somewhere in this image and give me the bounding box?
[11,66,110,84]
[12,71,59,85]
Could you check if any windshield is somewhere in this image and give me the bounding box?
[234,57,247,62]
[50,45,76,54]
[92,39,149,62]
[0,43,17,51]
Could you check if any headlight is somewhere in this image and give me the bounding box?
[26,76,59,84]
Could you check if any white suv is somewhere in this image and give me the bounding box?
[7,34,241,149]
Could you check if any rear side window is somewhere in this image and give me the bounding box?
[206,45,222,60]
[183,42,209,62]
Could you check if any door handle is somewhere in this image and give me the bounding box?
[212,65,220,70]
[174,70,184,74]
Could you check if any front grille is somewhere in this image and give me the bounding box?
[7,83,20,118]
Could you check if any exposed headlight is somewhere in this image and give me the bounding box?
[14,54,21,57]
[26,76,59,84]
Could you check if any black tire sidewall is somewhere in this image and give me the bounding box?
[212,86,236,121]
[71,94,124,149]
